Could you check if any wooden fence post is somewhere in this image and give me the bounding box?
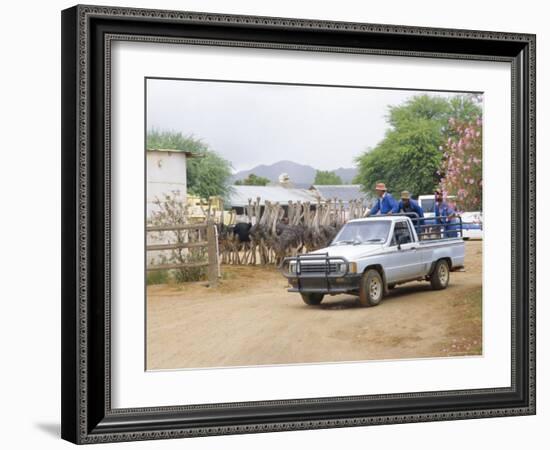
[206,220,219,287]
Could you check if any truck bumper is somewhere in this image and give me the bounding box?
[287,274,362,294]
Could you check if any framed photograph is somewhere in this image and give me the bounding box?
[61,5,536,444]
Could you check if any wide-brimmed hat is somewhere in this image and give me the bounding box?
[374,182,387,191]
[401,190,411,200]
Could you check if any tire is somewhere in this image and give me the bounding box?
[358,269,384,307]
[430,259,450,290]
[300,293,324,305]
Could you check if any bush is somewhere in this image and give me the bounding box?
[148,192,208,283]
[146,270,170,285]
[173,250,208,283]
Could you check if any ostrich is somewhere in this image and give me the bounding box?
[272,223,305,264]
[217,195,365,266]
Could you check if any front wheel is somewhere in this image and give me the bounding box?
[300,293,324,305]
[358,269,384,307]
[430,259,450,290]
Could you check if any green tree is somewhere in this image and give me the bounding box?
[354,94,481,196]
[147,130,233,199]
[448,95,483,126]
[235,173,271,186]
[314,170,343,185]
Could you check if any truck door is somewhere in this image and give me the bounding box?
[384,220,421,282]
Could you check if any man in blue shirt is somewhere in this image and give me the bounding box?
[366,182,399,216]
[398,191,424,234]
[434,190,460,238]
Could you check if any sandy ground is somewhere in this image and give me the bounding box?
[146,240,482,370]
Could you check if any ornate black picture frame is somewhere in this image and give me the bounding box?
[61,4,536,444]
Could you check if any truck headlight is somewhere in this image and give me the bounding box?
[335,263,347,273]
[289,262,297,274]
[348,262,357,273]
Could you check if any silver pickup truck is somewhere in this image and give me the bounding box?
[281,215,465,307]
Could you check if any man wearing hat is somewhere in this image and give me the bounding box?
[398,191,424,233]
[434,190,459,238]
[366,182,399,216]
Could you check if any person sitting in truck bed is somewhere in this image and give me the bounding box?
[365,182,399,216]
[398,191,424,234]
[434,190,460,238]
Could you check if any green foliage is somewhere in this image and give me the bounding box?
[172,251,207,283]
[147,129,207,153]
[386,95,451,129]
[354,94,482,196]
[235,173,271,186]
[448,95,483,126]
[147,129,233,199]
[314,170,343,185]
[146,270,170,286]
[186,152,233,199]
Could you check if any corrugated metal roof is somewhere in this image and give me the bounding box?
[311,185,368,203]
[228,185,318,207]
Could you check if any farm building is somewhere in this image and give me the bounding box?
[228,185,318,216]
[227,183,370,224]
[146,148,198,217]
[309,184,370,206]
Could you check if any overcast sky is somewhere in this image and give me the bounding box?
[146,79,455,173]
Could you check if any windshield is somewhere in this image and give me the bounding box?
[331,220,391,245]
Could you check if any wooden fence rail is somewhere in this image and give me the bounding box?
[147,223,208,232]
[146,241,208,251]
[146,221,219,287]
[147,261,209,271]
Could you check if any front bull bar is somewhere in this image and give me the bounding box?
[280,253,352,294]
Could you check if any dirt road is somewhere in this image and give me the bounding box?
[146,241,482,370]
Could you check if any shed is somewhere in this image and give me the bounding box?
[228,185,318,215]
[147,148,199,217]
[309,184,369,205]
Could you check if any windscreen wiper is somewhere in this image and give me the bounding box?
[331,239,359,246]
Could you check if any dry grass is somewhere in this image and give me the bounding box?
[440,286,483,356]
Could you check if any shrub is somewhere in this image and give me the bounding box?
[147,192,208,283]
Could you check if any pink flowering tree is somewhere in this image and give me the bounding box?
[438,116,482,212]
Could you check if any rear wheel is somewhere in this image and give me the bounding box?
[430,259,450,290]
[300,293,324,305]
[358,269,384,307]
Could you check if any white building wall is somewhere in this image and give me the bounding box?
[147,150,188,218]
[146,150,190,267]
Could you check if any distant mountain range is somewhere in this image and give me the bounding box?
[231,160,358,186]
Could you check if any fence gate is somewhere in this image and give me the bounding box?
[146,220,220,287]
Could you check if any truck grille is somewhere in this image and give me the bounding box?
[299,263,340,274]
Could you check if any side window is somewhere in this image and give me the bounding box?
[406,220,415,239]
[391,221,412,246]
